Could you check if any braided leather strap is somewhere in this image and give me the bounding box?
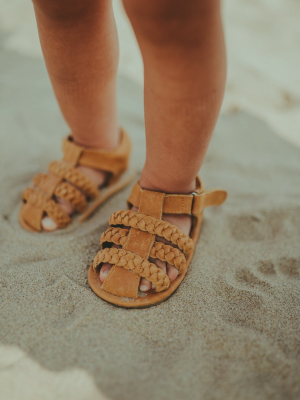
[100,227,129,247]
[22,187,71,227]
[49,160,98,199]
[150,242,186,274]
[100,227,186,273]
[109,210,193,257]
[33,173,87,213]
[93,247,170,292]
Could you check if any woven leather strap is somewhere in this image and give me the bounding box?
[48,161,98,199]
[93,204,191,297]
[109,210,194,257]
[22,188,71,227]
[93,209,187,295]
[33,173,87,212]
[21,128,131,231]
[94,177,226,299]
[93,247,170,292]
[21,160,97,230]
[100,227,187,273]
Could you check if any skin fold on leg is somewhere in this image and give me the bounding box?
[31,0,120,230]
[99,0,227,292]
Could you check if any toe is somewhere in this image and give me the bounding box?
[38,166,109,232]
[100,263,112,283]
[42,217,58,231]
[139,278,151,292]
[100,244,120,283]
[56,197,75,215]
[146,257,167,291]
[41,197,74,232]
[77,166,108,188]
[151,258,167,274]
[167,264,179,282]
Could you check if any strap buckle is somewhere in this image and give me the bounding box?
[191,192,198,214]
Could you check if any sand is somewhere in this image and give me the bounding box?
[1,46,300,400]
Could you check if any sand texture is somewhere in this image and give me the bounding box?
[1,49,300,400]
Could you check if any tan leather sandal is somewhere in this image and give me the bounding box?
[88,176,227,308]
[19,128,136,232]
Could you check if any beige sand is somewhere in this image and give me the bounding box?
[1,48,300,400]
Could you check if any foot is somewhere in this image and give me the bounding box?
[42,165,109,231]
[99,206,192,291]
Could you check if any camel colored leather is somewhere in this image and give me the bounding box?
[102,190,165,298]
[21,203,44,232]
[63,128,131,183]
[90,176,227,307]
[20,128,132,232]
[127,177,227,215]
[99,228,187,273]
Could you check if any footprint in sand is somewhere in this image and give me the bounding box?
[257,257,300,280]
[229,206,300,242]
[213,256,300,332]
[277,257,300,279]
[235,257,300,291]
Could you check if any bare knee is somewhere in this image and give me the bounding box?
[32,0,109,21]
[123,0,220,44]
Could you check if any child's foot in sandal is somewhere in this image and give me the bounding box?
[89,176,227,308]
[100,208,192,291]
[42,166,108,231]
[20,129,135,232]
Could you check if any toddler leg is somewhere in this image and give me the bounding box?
[124,0,226,193]
[32,0,120,230]
[32,0,119,148]
[100,0,227,291]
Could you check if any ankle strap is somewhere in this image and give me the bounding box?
[127,177,227,215]
[62,128,131,182]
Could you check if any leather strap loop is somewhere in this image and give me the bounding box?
[192,189,227,214]
[62,128,131,182]
[127,177,227,215]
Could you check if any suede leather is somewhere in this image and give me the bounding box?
[62,128,131,183]
[20,128,132,232]
[103,190,165,298]
[100,265,140,299]
[99,227,187,274]
[89,176,226,307]
[96,177,227,302]
[21,203,44,231]
[38,174,62,198]
[127,180,227,215]
[62,139,83,167]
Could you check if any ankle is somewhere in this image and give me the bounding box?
[72,125,120,150]
[139,169,196,194]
